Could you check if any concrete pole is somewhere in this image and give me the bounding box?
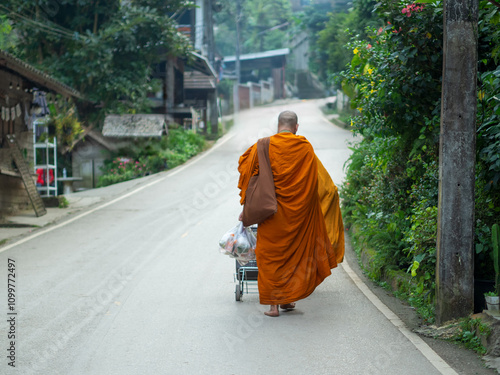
[234,0,241,114]
[435,0,478,325]
[205,0,218,138]
[205,0,215,67]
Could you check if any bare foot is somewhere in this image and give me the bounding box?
[264,305,279,317]
[279,303,296,310]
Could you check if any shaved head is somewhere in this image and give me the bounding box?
[278,111,299,133]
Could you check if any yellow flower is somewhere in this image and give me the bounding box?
[353,48,359,55]
[370,89,376,94]
[371,81,375,86]
[426,32,432,39]
[350,119,354,127]
[357,107,363,112]
[367,68,374,75]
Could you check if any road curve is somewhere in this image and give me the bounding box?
[0,100,464,375]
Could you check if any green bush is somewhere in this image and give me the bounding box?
[97,129,205,187]
[339,0,500,322]
[453,317,490,355]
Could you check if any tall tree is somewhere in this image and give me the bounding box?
[214,0,292,56]
[303,0,380,81]
[0,0,193,121]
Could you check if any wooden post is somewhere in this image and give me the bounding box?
[208,90,218,138]
[282,64,285,99]
[436,0,478,325]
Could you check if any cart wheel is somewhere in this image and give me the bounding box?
[235,285,241,301]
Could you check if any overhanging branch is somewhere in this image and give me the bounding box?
[488,0,500,9]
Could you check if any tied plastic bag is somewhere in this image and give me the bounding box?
[219,222,256,261]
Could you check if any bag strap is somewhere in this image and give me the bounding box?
[256,137,273,179]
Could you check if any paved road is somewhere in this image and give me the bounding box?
[0,100,487,374]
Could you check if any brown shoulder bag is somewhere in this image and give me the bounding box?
[241,137,277,227]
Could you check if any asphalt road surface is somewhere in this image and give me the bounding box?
[0,100,493,374]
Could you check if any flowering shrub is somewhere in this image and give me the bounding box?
[340,0,500,320]
[97,129,206,187]
[339,2,444,276]
[339,0,443,140]
[97,157,161,187]
[401,3,425,17]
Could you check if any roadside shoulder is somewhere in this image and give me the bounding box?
[343,233,496,375]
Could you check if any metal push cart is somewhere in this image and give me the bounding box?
[234,259,258,301]
[234,225,258,301]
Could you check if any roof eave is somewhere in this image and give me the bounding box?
[0,49,82,99]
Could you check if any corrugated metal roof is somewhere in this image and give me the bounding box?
[223,48,290,63]
[102,114,167,137]
[184,70,216,90]
[0,49,81,98]
[186,51,217,77]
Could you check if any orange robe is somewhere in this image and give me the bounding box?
[238,132,344,305]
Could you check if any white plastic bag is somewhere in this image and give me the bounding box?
[219,224,237,256]
[218,222,256,261]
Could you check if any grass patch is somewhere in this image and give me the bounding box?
[451,317,490,355]
[320,103,353,126]
[58,196,69,208]
[220,119,234,137]
[347,227,436,324]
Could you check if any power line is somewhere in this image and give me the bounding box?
[0,5,81,40]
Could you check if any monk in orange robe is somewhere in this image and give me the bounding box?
[238,110,344,317]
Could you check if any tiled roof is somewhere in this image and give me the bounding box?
[184,70,216,90]
[102,114,167,137]
[0,49,81,98]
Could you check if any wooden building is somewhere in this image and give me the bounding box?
[150,52,217,128]
[0,49,80,219]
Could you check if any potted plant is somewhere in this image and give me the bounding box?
[485,291,499,311]
[485,224,500,311]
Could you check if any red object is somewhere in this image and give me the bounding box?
[36,168,54,185]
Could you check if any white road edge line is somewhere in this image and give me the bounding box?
[0,133,236,254]
[341,259,459,375]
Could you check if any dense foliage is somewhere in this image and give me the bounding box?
[338,0,500,320]
[0,1,192,121]
[214,0,292,57]
[98,128,206,187]
[299,0,379,82]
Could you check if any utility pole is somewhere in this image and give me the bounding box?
[233,0,241,114]
[435,0,478,325]
[205,0,218,138]
[205,0,215,66]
